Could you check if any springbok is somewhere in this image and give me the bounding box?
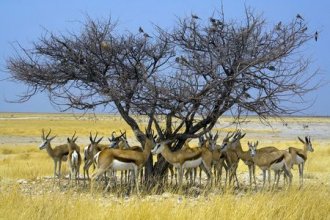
[39,129,69,180]
[248,141,293,189]
[83,132,108,184]
[91,130,156,194]
[219,131,240,188]
[182,139,200,185]
[221,131,279,187]
[202,132,228,186]
[108,131,144,185]
[151,138,212,191]
[288,136,314,187]
[67,132,82,186]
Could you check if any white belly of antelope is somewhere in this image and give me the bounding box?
[182,157,202,169]
[111,159,136,171]
[295,155,305,164]
[270,160,285,171]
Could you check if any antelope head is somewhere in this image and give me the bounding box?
[298,136,314,152]
[248,141,259,157]
[89,132,103,146]
[151,139,171,155]
[39,129,56,150]
[206,131,219,151]
[67,131,78,148]
[108,131,126,148]
[229,131,246,149]
[219,131,235,153]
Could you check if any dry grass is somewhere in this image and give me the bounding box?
[0,186,329,220]
[0,113,329,220]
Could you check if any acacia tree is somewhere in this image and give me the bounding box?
[7,9,317,183]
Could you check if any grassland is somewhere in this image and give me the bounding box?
[0,113,329,220]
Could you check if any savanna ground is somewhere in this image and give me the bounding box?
[0,112,329,220]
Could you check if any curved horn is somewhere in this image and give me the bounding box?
[94,132,98,142]
[46,129,52,139]
[119,130,126,138]
[42,129,45,139]
[71,131,77,140]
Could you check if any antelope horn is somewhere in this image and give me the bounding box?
[42,129,45,139]
[94,132,98,142]
[71,131,77,140]
[46,129,52,139]
[119,130,126,138]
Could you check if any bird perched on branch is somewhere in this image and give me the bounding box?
[296,14,304,20]
[139,27,144,33]
[191,14,200,19]
[314,31,318,41]
[210,17,216,23]
[275,21,282,30]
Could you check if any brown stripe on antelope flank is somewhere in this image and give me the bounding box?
[113,155,136,163]
[270,155,284,165]
[296,152,307,160]
[186,152,202,161]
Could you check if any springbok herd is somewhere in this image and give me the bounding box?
[39,128,314,193]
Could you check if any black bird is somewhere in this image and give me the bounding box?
[210,17,216,23]
[139,27,144,33]
[296,14,304,20]
[191,14,200,19]
[302,27,308,32]
[314,31,318,41]
[276,21,282,30]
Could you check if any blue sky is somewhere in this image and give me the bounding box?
[0,0,329,115]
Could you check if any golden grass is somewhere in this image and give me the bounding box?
[0,186,329,220]
[0,113,329,220]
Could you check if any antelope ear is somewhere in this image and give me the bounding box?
[90,137,93,143]
[73,137,78,143]
[49,136,56,141]
[240,133,246,139]
[67,138,70,143]
[298,137,305,144]
[255,141,259,147]
[308,136,311,143]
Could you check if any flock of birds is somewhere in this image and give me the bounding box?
[39,128,314,194]
[135,13,318,42]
